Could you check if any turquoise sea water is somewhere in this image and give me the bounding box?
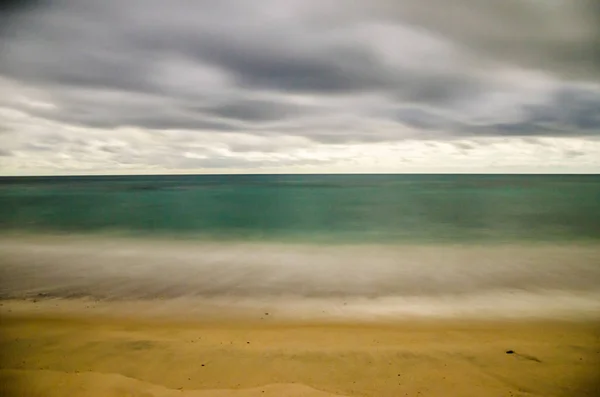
[0,174,599,243]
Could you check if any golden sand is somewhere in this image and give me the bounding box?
[1,300,599,396]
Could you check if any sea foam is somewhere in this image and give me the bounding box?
[1,236,599,320]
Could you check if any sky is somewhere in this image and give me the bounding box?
[0,0,599,175]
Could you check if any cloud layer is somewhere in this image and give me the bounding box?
[1,0,599,173]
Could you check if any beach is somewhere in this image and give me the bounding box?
[1,236,600,396]
[1,301,599,397]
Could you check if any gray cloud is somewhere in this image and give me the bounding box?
[0,0,599,155]
[195,40,383,94]
[452,142,475,151]
[564,149,586,158]
[200,99,319,123]
[354,0,600,79]
[481,85,600,136]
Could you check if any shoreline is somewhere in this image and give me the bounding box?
[3,230,600,247]
[3,297,600,325]
[2,294,600,323]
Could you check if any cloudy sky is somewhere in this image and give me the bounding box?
[0,0,599,175]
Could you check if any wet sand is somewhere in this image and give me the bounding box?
[1,300,599,397]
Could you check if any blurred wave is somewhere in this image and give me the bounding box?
[1,237,599,319]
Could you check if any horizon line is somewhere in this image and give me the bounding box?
[1,172,599,178]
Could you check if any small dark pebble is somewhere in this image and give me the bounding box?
[247,341,250,344]
[506,350,515,354]
[265,313,269,315]
[201,364,205,367]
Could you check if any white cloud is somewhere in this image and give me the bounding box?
[1,107,598,175]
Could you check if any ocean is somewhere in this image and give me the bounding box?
[2,174,600,243]
[1,174,599,320]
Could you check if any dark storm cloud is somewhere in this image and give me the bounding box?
[0,0,599,144]
[188,33,484,107]
[192,39,384,94]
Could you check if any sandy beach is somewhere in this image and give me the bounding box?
[1,300,599,397]
[1,236,599,396]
